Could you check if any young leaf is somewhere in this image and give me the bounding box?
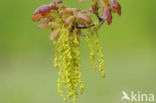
[76,14,92,25]
[38,20,50,28]
[101,5,112,25]
[32,13,43,22]
[33,4,52,16]
[110,0,121,16]
[64,16,74,27]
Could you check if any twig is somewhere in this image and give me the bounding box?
[82,19,104,36]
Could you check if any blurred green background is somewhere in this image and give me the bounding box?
[0,0,156,103]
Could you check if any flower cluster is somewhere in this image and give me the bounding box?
[32,0,121,103]
[85,24,106,78]
[53,26,83,103]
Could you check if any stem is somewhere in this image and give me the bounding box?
[75,15,104,36]
[76,24,95,29]
[82,20,104,36]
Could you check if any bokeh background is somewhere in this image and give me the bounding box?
[0,0,156,103]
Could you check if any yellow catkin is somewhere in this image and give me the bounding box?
[54,25,83,103]
[54,23,106,103]
[86,28,98,70]
[85,23,106,78]
[94,22,106,78]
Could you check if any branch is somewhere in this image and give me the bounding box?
[82,19,104,36]
[76,24,95,29]
[76,15,105,36]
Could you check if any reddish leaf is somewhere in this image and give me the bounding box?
[64,16,74,27]
[110,0,121,16]
[107,9,112,25]
[76,14,92,24]
[38,20,50,28]
[32,13,43,22]
[33,4,52,16]
[101,5,112,25]
[50,3,59,10]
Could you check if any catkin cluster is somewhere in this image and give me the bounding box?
[53,26,84,103]
[53,24,105,103]
[85,23,106,78]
